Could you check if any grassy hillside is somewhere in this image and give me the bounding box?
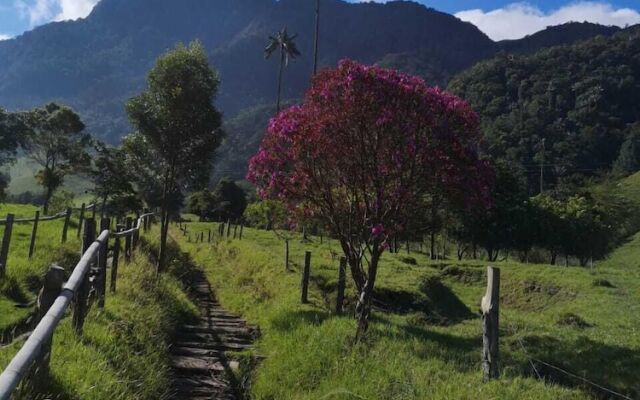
[173,223,640,399]
[0,206,197,399]
[5,157,92,198]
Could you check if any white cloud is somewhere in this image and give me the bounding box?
[54,0,100,22]
[0,34,13,41]
[455,2,640,41]
[14,0,99,27]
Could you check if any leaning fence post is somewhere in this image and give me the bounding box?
[28,211,40,259]
[336,257,346,314]
[0,213,14,277]
[97,218,110,308]
[77,203,86,238]
[61,207,72,243]
[124,217,132,263]
[32,264,65,382]
[73,219,95,334]
[482,266,500,381]
[301,251,311,303]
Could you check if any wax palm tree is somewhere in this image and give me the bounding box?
[265,26,301,112]
[313,0,320,77]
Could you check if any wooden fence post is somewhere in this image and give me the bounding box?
[61,207,72,243]
[77,203,85,238]
[219,223,224,236]
[143,208,150,232]
[208,230,212,243]
[301,251,311,303]
[111,225,124,293]
[73,219,95,334]
[0,213,14,277]
[284,239,290,271]
[336,257,346,315]
[227,220,232,238]
[239,223,244,240]
[28,211,40,259]
[97,218,110,308]
[32,264,65,383]
[481,266,500,381]
[91,204,97,220]
[132,212,140,249]
[233,224,238,239]
[124,217,132,263]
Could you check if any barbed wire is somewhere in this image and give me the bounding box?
[511,323,634,400]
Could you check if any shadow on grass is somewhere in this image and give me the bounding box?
[509,334,640,399]
[373,276,475,326]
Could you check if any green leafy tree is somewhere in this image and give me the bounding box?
[0,108,25,201]
[265,27,301,112]
[186,190,217,221]
[126,41,223,272]
[20,103,91,214]
[614,123,640,174]
[211,178,247,221]
[91,142,139,217]
[122,133,184,218]
[243,200,287,230]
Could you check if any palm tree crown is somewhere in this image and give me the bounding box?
[265,26,301,112]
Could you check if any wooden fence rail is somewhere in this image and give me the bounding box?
[0,211,154,400]
[0,204,99,276]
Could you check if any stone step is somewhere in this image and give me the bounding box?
[175,341,252,352]
[171,356,226,372]
[171,346,224,358]
[180,325,253,336]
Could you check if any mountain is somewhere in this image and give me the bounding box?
[498,21,620,54]
[0,0,629,184]
[448,26,640,193]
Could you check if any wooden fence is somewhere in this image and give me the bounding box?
[0,204,97,276]
[0,211,154,399]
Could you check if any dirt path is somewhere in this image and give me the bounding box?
[170,271,256,400]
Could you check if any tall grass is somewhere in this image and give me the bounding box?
[0,214,198,400]
[175,222,640,399]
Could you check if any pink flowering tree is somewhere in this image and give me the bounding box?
[248,59,491,338]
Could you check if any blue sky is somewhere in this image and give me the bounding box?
[1,0,640,41]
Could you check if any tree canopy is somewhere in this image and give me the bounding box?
[249,59,491,337]
[19,102,91,214]
[449,27,640,192]
[126,41,223,271]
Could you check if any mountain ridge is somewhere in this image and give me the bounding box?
[0,0,628,149]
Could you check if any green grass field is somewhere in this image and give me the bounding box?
[173,222,640,399]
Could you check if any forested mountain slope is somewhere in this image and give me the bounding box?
[0,0,621,147]
[449,26,640,193]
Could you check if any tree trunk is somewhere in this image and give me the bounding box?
[430,232,436,260]
[43,182,54,215]
[157,177,170,274]
[550,251,557,265]
[355,249,381,341]
[339,240,365,292]
[312,0,320,77]
[276,50,284,112]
